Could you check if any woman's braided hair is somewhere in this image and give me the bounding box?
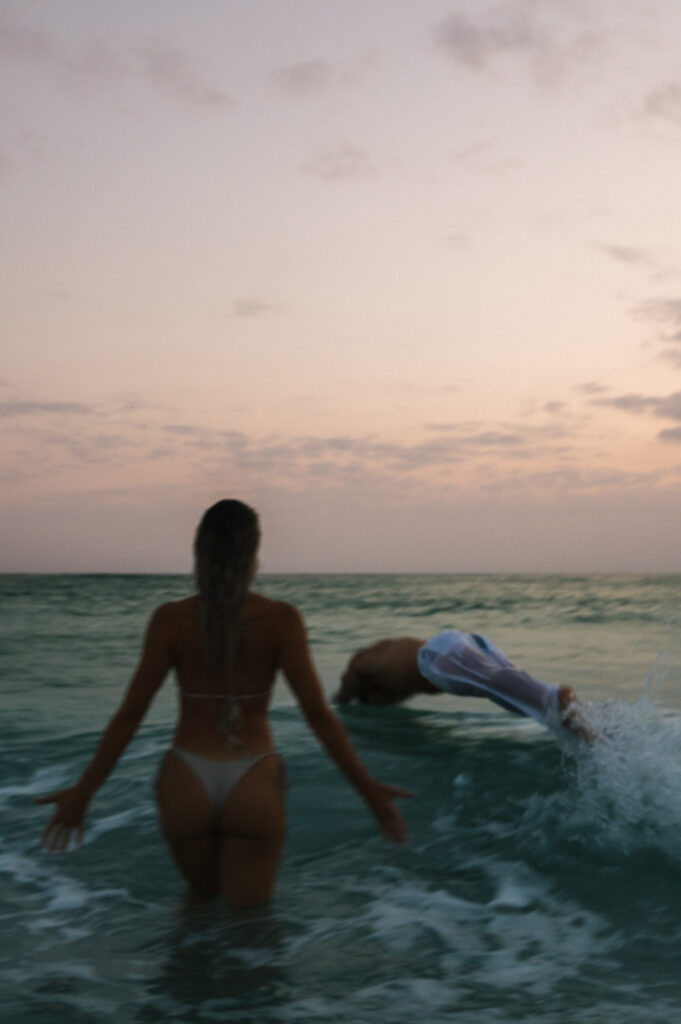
[193,500,261,677]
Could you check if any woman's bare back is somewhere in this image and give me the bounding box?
[167,591,289,759]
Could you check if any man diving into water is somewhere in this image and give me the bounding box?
[336,632,593,741]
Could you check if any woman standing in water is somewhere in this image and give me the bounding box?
[37,500,410,906]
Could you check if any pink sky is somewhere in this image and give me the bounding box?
[3,0,681,572]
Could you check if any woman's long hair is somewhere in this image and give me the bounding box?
[194,500,261,679]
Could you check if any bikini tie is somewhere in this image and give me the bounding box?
[218,695,244,744]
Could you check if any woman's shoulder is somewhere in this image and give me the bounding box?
[245,595,307,663]
[245,591,301,624]
[157,595,196,614]
[148,596,197,630]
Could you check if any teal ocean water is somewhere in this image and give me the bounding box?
[3,573,681,1023]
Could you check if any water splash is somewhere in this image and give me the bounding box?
[562,695,681,859]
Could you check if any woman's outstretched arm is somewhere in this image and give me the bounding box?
[278,603,412,844]
[36,603,174,852]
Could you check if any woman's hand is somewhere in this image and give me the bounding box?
[365,781,413,845]
[34,784,90,853]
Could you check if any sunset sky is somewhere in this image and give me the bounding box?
[3,0,681,572]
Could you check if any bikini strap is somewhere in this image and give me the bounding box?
[179,687,272,746]
[180,688,271,700]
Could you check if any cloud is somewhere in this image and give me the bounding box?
[302,144,374,181]
[0,9,126,81]
[270,52,377,97]
[593,391,681,422]
[0,399,94,418]
[203,428,534,488]
[270,61,333,96]
[575,381,608,396]
[650,393,681,419]
[657,426,681,443]
[599,245,677,284]
[136,43,234,109]
[163,423,206,436]
[9,397,681,574]
[433,6,601,89]
[0,11,233,110]
[594,394,652,414]
[230,298,280,318]
[0,10,61,64]
[600,244,653,267]
[1,394,166,482]
[451,140,520,178]
[0,387,663,513]
[434,10,547,70]
[631,298,681,343]
[644,81,681,126]
[659,348,681,369]
[143,419,548,482]
[443,232,472,251]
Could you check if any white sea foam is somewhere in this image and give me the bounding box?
[40,961,100,982]
[564,696,681,858]
[473,901,612,995]
[0,766,70,810]
[46,877,91,912]
[0,849,49,887]
[490,875,534,910]
[453,771,472,789]
[85,807,141,843]
[356,857,615,1006]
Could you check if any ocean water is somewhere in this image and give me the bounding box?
[2,573,681,1023]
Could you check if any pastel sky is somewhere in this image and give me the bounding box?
[3,0,681,573]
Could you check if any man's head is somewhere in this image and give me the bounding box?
[335,637,429,705]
